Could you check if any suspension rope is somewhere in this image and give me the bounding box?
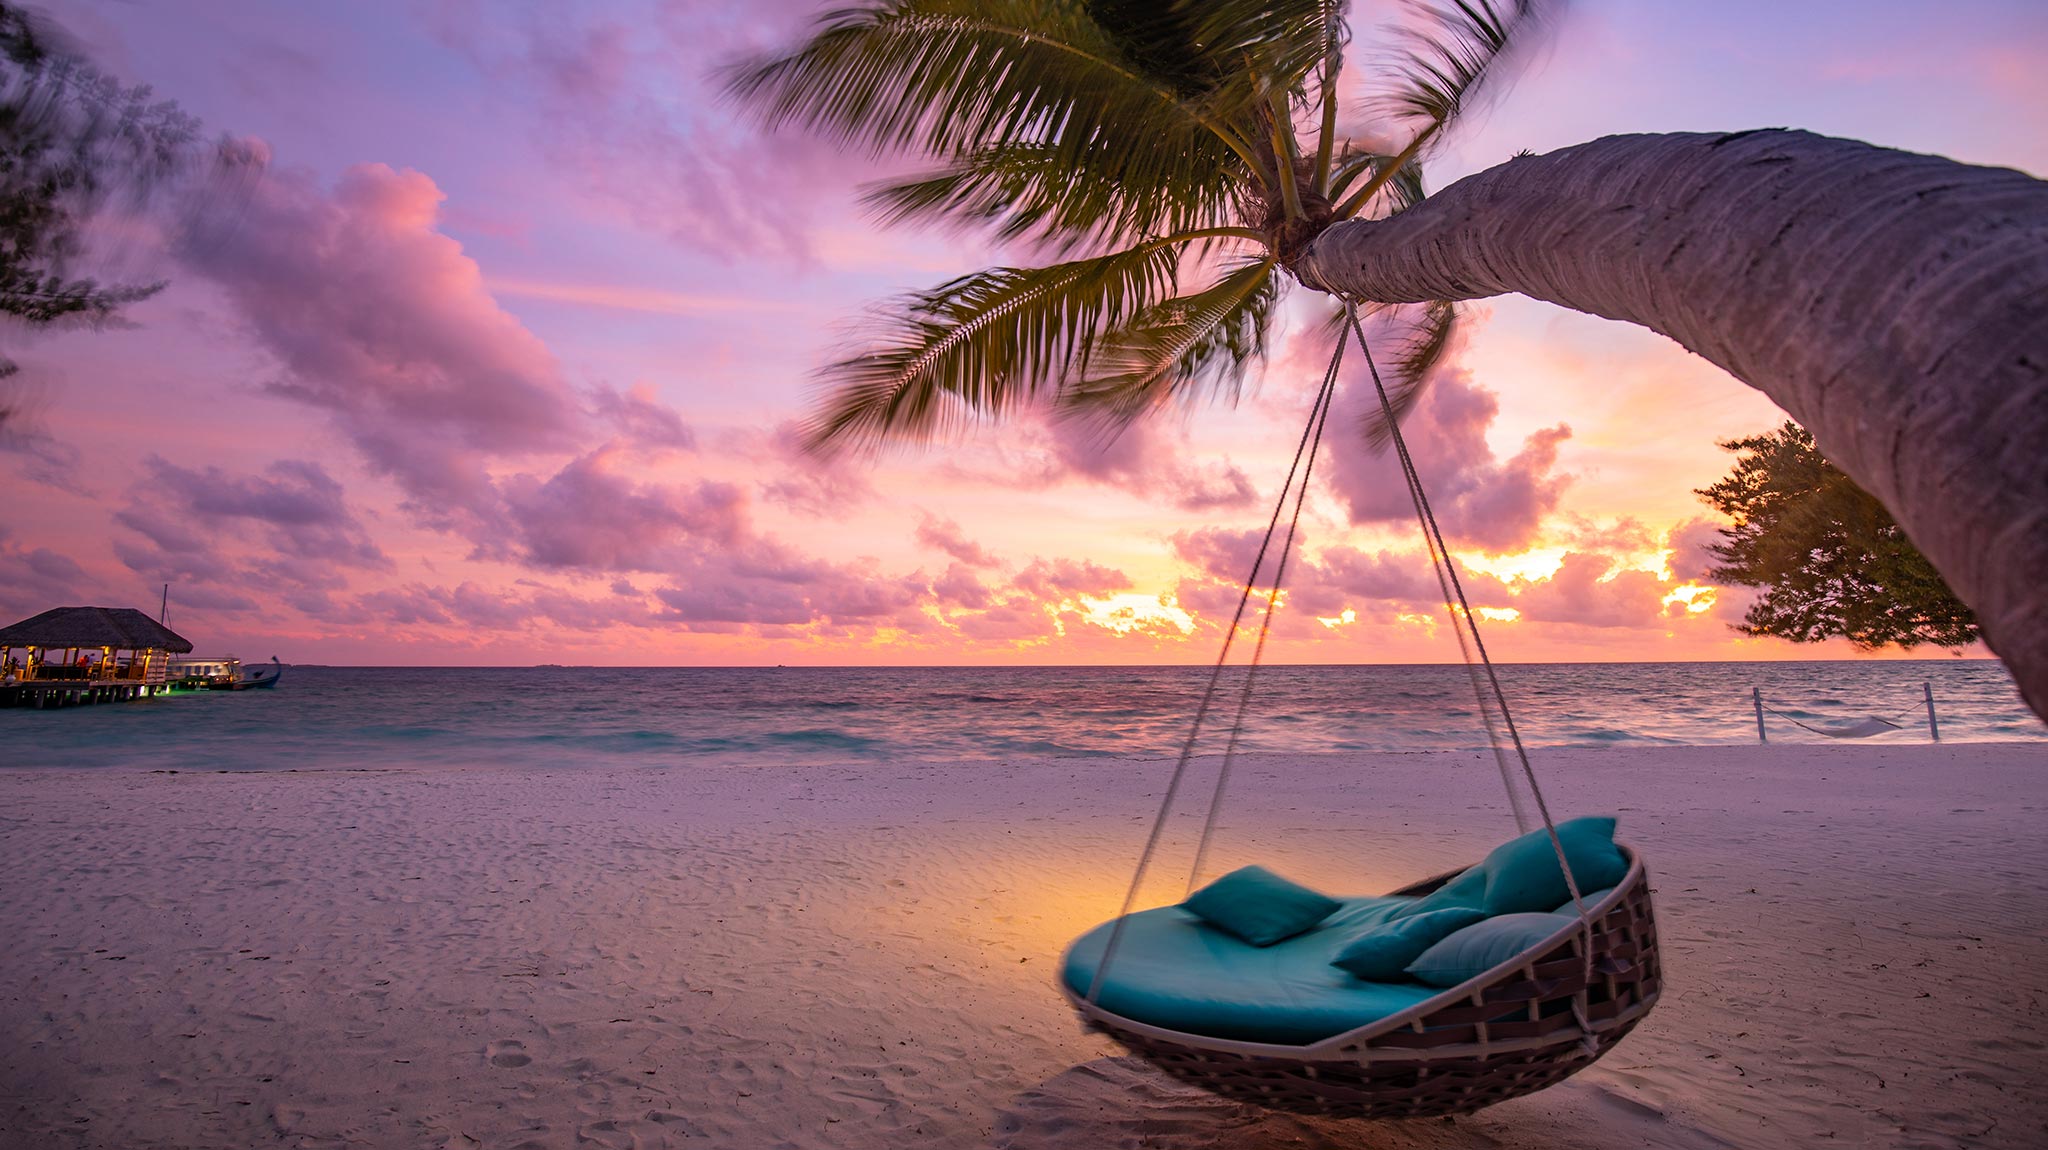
[1344,303,1590,922]
[1090,300,1609,1007]
[1335,308,1526,829]
[1186,337,1343,894]
[1085,343,1346,1004]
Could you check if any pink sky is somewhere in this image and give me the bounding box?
[3,0,2043,666]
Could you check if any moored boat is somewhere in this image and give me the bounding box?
[168,655,287,691]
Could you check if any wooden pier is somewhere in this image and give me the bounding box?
[1,678,167,708]
[0,606,192,710]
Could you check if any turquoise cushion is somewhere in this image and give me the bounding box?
[1181,865,1341,946]
[1396,816,1628,920]
[1553,886,1616,915]
[1329,907,1489,980]
[1406,912,1578,987]
[1404,863,1488,916]
[1063,897,1439,1044]
[1480,817,1628,914]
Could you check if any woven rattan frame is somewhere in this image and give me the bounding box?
[1062,845,1661,1118]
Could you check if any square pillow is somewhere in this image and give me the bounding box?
[1386,861,1488,921]
[1477,816,1629,915]
[1406,912,1578,987]
[1181,865,1341,946]
[1329,907,1489,980]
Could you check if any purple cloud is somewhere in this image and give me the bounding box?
[914,513,996,567]
[179,162,586,534]
[130,457,388,568]
[499,446,745,570]
[1011,557,1131,600]
[753,420,878,517]
[1511,553,1669,628]
[422,0,871,263]
[591,383,696,451]
[1045,416,1261,513]
[1169,526,1304,587]
[1322,340,1572,553]
[0,530,103,620]
[1664,516,1726,582]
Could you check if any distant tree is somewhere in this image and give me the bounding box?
[0,3,251,403]
[1696,421,1977,650]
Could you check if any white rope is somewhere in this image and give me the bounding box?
[1186,341,1342,895]
[1344,303,1591,925]
[1760,703,1905,739]
[1086,346,1345,1003]
[1091,299,1603,1008]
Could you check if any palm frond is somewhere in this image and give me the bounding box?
[1328,147,1428,217]
[1359,298,1458,448]
[1176,0,1347,107]
[1060,257,1281,428]
[1370,0,1565,144]
[804,244,1187,452]
[862,136,1246,253]
[722,1,1262,169]
[1309,0,1353,193]
[1083,0,1228,100]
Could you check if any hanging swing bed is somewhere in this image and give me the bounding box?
[1056,305,1663,1119]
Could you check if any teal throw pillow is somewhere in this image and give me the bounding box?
[1329,907,1488,980]
[1182,865,1341,947]
[1406,912,1578,987]
[1387,862,1488,921]
[1477,816,1628,915]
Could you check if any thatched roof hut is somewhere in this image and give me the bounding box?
[0,607,193,653]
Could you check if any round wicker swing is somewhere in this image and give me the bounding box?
[1059,303,1663,1118]
[1063,849,1662,1118]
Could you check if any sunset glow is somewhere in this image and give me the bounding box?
[3,0,2040,666]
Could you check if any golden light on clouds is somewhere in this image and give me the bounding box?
[1075,593,1196,637]
[1459,548,1567,582]
[1662,584,1718,614]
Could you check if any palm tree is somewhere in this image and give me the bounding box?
[725,0,1561,447]
[730,4,2048,719]
[1296,129,2048,718]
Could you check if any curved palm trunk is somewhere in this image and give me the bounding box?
[1295,129,2048,721]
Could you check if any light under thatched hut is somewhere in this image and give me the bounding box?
[0,606,194,708]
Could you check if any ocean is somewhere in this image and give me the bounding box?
[2,660,2041,771]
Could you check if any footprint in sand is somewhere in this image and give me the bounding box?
[486,1039,532,1068]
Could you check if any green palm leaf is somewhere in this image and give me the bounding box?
[1328,147,1427,216]
[730,0,1567,454]
[862,137,1246,254]
[1374,0,1562,140]
[1331,0,1563,218]
[721,1,1262,168]
[1060,257,1280,427]
[1359,298,1458,447]
[805,243,1188,451]
[1176,0,1348,104]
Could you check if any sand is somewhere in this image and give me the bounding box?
[2,743,2044,1149]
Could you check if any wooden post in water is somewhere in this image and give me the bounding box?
[1924,681,1940,742]
[1753,686,1767,743]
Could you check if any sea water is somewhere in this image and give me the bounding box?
[2,660,2041,771]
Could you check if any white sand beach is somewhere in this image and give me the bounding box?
[2,744,2044,1149]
